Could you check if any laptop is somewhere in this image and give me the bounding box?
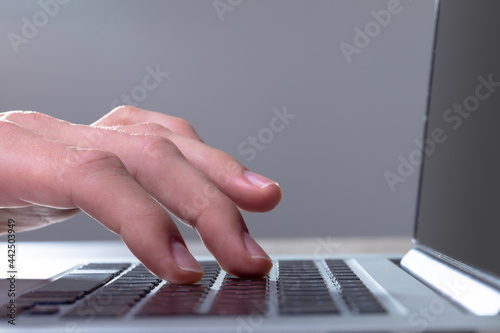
[1,0,500,331]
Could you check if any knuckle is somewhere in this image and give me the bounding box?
[66,149,124,178]
[176,202,203,230]
[138,135,181,160]
[141,122,170,137]
[109,105,138,125]
[171,116,196,133]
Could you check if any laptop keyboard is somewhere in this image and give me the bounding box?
[9,260,387,318]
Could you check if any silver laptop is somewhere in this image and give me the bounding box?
[2,0,500,332]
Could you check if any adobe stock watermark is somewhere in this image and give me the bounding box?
[384,73,500,192]
[405,276,467,333]
[176,105,295,226]
[110,65,170,110]
[314,236,341,257]
[64,288,114,333]
[7,0,72,55]
[213,0,244,22]
[6,218,17,326]
[235,298,277,333]
[178,160,240,219]
[237,106,297,163]
[339,0,409,64]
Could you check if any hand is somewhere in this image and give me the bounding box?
[0,106,281,283]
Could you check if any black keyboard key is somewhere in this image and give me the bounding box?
[19,291,85,300]
[36,274,116,293]
[64,304,132,318]
[23,305,60,316]
[17,296,79,305]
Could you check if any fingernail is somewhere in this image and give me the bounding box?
[243,232,272,261]
[172,240,204,273]
[244,170,279,189]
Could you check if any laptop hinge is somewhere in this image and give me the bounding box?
[401,248,500,316]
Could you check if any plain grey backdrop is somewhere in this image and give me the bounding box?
[0,0,435,242]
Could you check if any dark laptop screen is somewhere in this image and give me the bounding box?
[415,0,500,278]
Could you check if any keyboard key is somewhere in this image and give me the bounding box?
[23,305,60,315]
[64,304,132,318]
[36,274,116,293]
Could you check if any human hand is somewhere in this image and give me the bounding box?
[0,106,281,283]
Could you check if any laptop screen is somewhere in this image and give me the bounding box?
[414,0,500,278]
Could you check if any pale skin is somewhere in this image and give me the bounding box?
[0,105,281,284]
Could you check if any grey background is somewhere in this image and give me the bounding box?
[0,0,435,242]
